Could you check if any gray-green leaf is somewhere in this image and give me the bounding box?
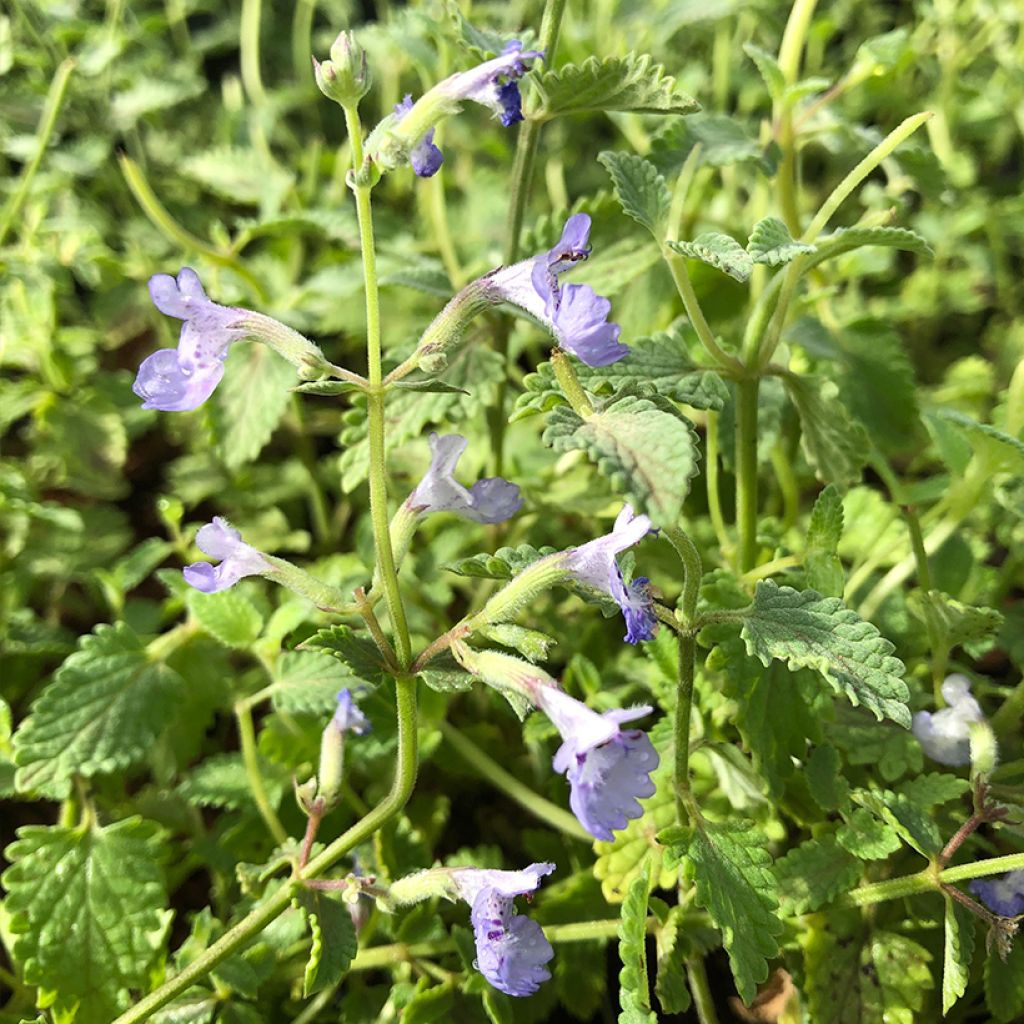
[667,233,753,282]
[747,216,816,267]
[598,151,670,238]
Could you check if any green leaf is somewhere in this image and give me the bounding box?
[272,651,355,714]
[291,379,360,397]
[943,894,976,1014]
[212,344,296,470]
[897,772,970,808]
[13,623,184,798]
[909,592,1003,651]
[513,333,728,422]
[774,836,861,915]
[533,53,699,118]
[803,920,932,1024]
[403,980,455,1024]
[667,233,753,282]
[836,807,902,860]
[743,43,785,99]
[177,752,287,811]
[654,906,691,1014]
[618,872,656,1024]
[804,743,850,810]
[651,113,777,174]
[985,938,1024,1022]
[188,588,263,649]
[813,225,933,262]
[806,485,845,597]
[293,889,358,996]
[783,375,870,487]
[598,151,670,238]
[299,625,389,684]
[392,379,469,394]
[684,819,782,1004]
[746,217,816,266]
[2,818,170,1024]
[930,408,1024,473]
[853,789,942,856]
[442,544,555,580]
[478,623,556,662]
[542,392,700,527]
[741,580,911,726]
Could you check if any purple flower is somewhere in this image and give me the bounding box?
[332,689,370,735]
[407,433,522,524]
[134,268,248,411]
[182,517,269,593]
[393,95,445,177]
[451,863,555,996]
[536,687,658,841]
[969,870,1024,918]
[564,505,657,643]
[912,675,985,766]
[437,41,543,126]
[486,214,629,367]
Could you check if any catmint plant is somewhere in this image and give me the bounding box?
[6,3,1024,1023]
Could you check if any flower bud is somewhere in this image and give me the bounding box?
[313,32,370,106]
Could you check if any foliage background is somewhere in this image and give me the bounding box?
[2,0,1024,1021]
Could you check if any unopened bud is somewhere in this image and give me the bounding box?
[313,32,370,106]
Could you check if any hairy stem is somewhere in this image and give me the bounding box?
[735,376,760,572]
[687,956,721,1024]
[235,702,288,845]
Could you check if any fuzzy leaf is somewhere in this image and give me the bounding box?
[812,225,933,264]
[513,333,728,421]
[684,819,782,1004]
[187,589,263,649]
[804,922,932,1024]
[271,651,356,714]
[783,375,870,487]
[804,743,849,810]
[805,484,845,597]
[2,819,169,1024]
[667,233,753,282]
[743,43,785,99]
[543,392,700,527]
[442,543,555,580]
[853,789,942,856]
[930,408,1024,473]
[908,591,1003,650]
[212,344,295,470]
[943,895,975,1014]
[747,217,816,266]
[741,581,911,726]
[836,807,902,860]
[177,752,287,811]
[598,151,670,238]
[618,872,657,1023]
[654,906,691,1014]
[13,623,184,798]
[299,625,389,685]
[533,53,699,118]
[293,889,358,996]
[774,836,861,915]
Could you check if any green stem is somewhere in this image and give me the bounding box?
[438,721,591,841]
[291,0,315,85]
[235,702,288,845]
[735,377,760,571]
[110,677,418,1024]
[0,58,74,247]
[240,0,266,106]
[705,411,731,556]
[686,957,721,1024]
[343,102,412,667]
[118,155,268,301]
[665,257,744,375]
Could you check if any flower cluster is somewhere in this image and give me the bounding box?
[134,269,248,412]
[486,213,629,367]
[911,675,985,766]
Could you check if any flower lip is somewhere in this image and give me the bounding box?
[182,516,269,593]
[911,673,985,766]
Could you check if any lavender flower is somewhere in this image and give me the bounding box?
[451,862,555,996]
[486,214,629,367]
[393,95,444,177]
[969,870,1024,918]
[536,687,658,841]
[134,268,249,411]
[407,433,522,524]
[332,689,370,736]
[368,43,541,177]
[564,505,657,643]
[436,41,543,126]
[911,675,985,766]
[182,517,269,593]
